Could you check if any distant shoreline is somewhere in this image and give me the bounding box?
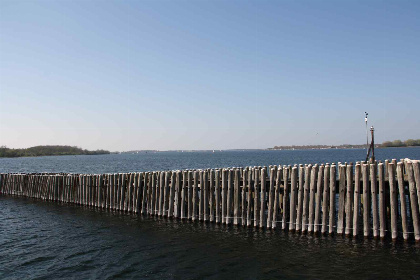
[0,145,110,158]
[1,145,419,158]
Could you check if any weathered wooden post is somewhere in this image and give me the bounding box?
[198,170,204,222]
[321,164,330,234]
[215,169,221,223]
[345,164,353,236]
[247,168,254,227]
[157,171,163,216]
[362,164,370,238]
[173,171,181,218]
[388,163,398,240]
[308,165,318,233]
[314,165,324,234]
[289,167,298,231]
[254,168,260,228]
[203,170,210,222]
[302,164,311,233]
[397,163,408,240]
[209,169,215,223]
[406,161,420,241]
[413,161,420,214]
[370,163,379,238]
[329,164,336,235]
[180,171,187,219]
[166,171,173,218]
[337,165,346,235]
[141,173,148,214]
[222,169,227,224]
[353,163,361,237]
[377,163,386,239]
[188,170,193,220]
[232,169,239,226]
[241,168,247,227]
[267,168,275,229]
[282,167,290,230]
[192,171,198,221]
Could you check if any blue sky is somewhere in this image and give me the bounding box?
[1,0,419,151]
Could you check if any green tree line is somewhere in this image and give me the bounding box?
[0,145,110,158]
[381,139,420,147]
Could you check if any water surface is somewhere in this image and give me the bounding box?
[1,147,419,174]
[1,197,419,279]
[1,148,420,279]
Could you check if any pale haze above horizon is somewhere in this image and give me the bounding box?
[1,0,419,151]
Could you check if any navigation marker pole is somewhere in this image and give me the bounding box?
[365,112,369,160]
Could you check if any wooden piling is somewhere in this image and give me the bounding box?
[192,171,198,221]
[234,169,240,226]
[406,161,420,241]
[254,168,260,228]
[151,172,157,215]
[247,168,254,227]
[345,164,353,236]
[174,171,181,218]
[3,159,420,242]
[413,161,420,214]
[397,163,409,240]
[296,165,305,232]
[209,169,215,222]
[241,168,247,227]
[188,170,193,220]
[215,169,221,223]
[308,165,318,233]
[370,164,379,238]
[167,171,174,218]
[377,163,386,239]
[126,173,133,212]
[302,164,311,233]
[180,171,187,219]
[353,164,361,237]
[282,167,290,230]
[388,163,398,240]
[321,164,330,235]
[198,170,204,222]
[158,171,164,216]
[222,169,227,224]
[337,165,346,235]
[203,170,209,222]
[227,169,233,225]
[141,173,148,214]
[362,164,370,238]
[267,168,275,229]
[314,165,324,234]
[329,164,336,235]
[289,167,298,231]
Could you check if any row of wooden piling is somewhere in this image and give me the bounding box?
[1,158,419,241]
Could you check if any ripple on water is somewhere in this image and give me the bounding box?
[0,197,419,279]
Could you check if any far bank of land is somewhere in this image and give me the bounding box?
[0,145,110,158]
[268,139,420,151]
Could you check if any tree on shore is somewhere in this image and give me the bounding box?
[0,145,110,158]
[380,139,420,147]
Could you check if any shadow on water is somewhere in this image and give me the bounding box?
[1,197,419,280]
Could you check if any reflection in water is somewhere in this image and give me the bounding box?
[0,197,419,279]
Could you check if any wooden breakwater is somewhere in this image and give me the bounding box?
[1,158,419,241]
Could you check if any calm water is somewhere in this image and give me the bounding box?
[1,148,420,279]
[1,147,420,174]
